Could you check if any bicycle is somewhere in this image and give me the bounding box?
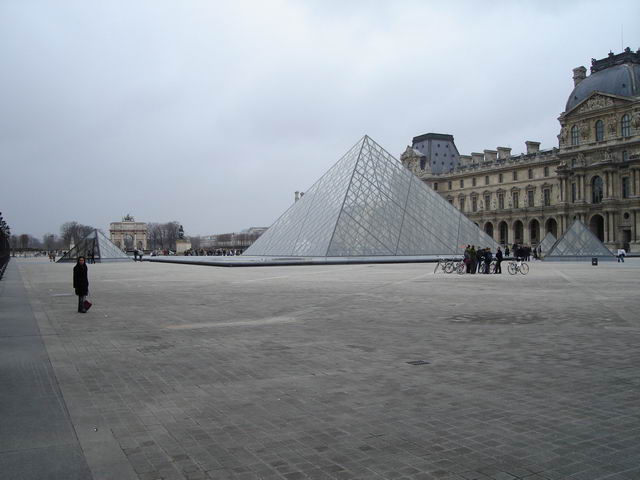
[434,258,462,274]
[508,259,529,275]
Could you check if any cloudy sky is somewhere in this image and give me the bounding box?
[2,0,639,239]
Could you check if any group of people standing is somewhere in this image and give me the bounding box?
[463,245,504,274]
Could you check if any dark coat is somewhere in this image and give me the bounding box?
[73,263,89,296]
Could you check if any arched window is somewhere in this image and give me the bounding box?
[571,125,579,145]
[420,157,426,170]
[621,114,631,137]
[595,120,604,141]
[592,176,603,204]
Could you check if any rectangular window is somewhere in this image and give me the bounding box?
[512,192,519,209]
[499,173,503,183]
[448,181,452,190]
[513,171,518,181]
[498,193,504,210]
[472,177,477,187]
[472,196,477,212]
[571,183,577,202]
[485,175,489,185]
[528,168,533,180]
[460,179,464,188]
[544,189,551,206]
[622,177,630,198]
[433,182,438,191]
[484,194,491,210]
[544,166,549,177]
[459,197,465,211]
[528,190,534,207]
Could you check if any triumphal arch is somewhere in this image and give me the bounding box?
[109,214,147,251]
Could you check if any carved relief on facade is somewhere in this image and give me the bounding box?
[579,121,590,140]
[606,115,617,136]
[632,111,640,129]
[577,152,586,166]
[575,94,615,114]
[558,125,567,146]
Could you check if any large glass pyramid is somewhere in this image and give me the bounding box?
[244,136,498,257]
[538,231,556,255]
[57,229,132,263]
[544,219,614,261]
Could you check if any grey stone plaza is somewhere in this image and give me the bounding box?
[2,258,640,480]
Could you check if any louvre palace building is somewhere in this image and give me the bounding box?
[401,48,640,252]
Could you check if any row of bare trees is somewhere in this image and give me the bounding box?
[147,222,181,250]
[8,219,184,252]
[8,221,96,251]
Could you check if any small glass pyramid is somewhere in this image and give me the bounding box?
[57,229,131,263]
[538,231,556,255]
[244,136,497,257]
[544,219,614,260]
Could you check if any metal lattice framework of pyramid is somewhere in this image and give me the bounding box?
[538,231,557,255]
[244,136,498,258]
[544,219,614,261]
[57,229,131,263]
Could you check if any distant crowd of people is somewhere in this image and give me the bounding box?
[462,243,543,274]
[185,248,243,256]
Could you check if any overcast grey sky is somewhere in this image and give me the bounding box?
[2,0,639,239]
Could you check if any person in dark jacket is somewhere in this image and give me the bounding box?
[73,256,89,313]
[484,248,492,273]
[494,247,503,273]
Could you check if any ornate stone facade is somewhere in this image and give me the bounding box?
[109,214,148,251]
[403,49,640,252]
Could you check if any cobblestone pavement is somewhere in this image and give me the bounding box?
[15,258,640,480]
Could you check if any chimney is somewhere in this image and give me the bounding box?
[572,66,587,86]
[525,141,541,155]
[471,152,484,165]
[497,147,512,160]
[459,155,471,167]
[483,149,497,163]
[294,191,300,202]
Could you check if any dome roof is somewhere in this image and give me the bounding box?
[565,62,640,112]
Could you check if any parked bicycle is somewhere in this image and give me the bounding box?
[434,258,462,274]
[508,260,529,275]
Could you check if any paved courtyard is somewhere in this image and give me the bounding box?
[4,257,640,480]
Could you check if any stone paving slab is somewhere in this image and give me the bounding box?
[11,257,640,480]
[0,261,93,480]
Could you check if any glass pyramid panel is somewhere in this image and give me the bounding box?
[244,135,498,257]
[57,229,131,262]
[545,220,614,258]
[245,138,362,256]
[538,231,556,254]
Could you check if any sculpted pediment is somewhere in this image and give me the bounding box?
[566,92,632,116]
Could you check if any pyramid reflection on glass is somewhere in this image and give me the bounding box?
[544,219,614,261]
[245,136,498,257]
[57,229,132,263]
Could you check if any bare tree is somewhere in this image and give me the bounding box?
[60,221,95,248]
[147,223,165,250]
[190,236,201,250]
[19,234,29,249]
[164,221,181,250]
[43,233,57,251]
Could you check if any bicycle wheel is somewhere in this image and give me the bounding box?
[520,262,529,275]
[457,263,465,275]
[508,262,517,275]
[444,262,455,274]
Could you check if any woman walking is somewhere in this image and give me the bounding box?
[73,256,89,313]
